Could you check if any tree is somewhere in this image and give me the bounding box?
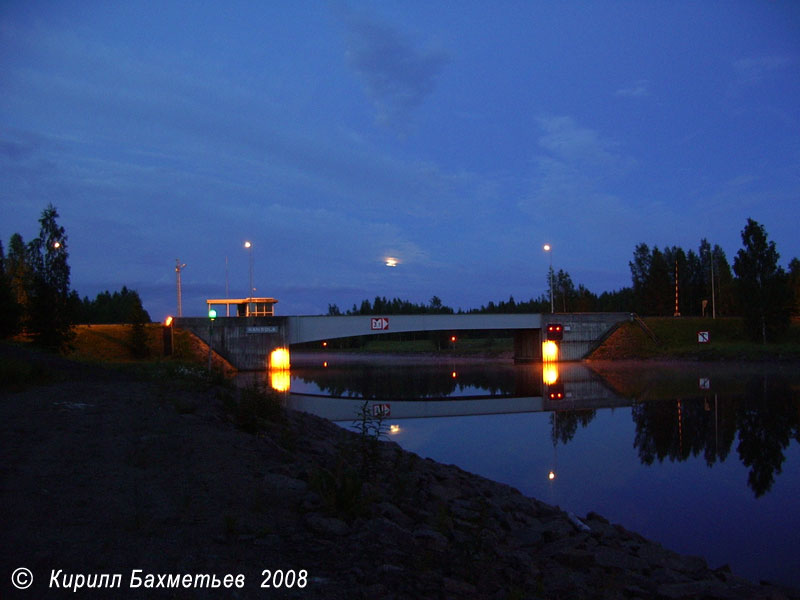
[573,284,597,312]
[698,239,735,317]
[645,247,672,316]
[596,287,634,312]
[789,258,800,317]
[736,375,798,497]
[0,241,24,338]
[733,218,790,343]
[629,242,651,313]
[126,293,151,359]
[554,269,575,312]
[6,233,32,323]
[76,287,151,324]
[26,204,75,351]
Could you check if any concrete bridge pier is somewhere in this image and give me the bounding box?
[175,317,288,371]
[513,330,542,363]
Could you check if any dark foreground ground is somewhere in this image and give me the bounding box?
[2,344,798,600]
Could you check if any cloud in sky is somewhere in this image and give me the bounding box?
[343,11,449,127]
[733,55,794,86]
[615,79,650,98]
[517,115,674,287]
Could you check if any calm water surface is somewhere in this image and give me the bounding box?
[244,354,800,588]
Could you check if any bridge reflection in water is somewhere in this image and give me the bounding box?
[243,354,629,420]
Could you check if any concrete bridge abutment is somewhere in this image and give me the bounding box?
[175,317,288,371]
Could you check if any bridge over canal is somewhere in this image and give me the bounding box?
[175,312,631,371]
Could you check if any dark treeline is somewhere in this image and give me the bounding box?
[1,205,74,349]
[73,287,151,325]
[468,279,636,315]
[628,239,735,317]
[328,295,455,316]
[331,219,798,344]
[1,205,151,352]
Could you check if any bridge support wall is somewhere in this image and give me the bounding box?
[176,317,288,371]
[513,330,542,363]
[542,313,631,361]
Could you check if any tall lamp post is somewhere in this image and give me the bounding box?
[244,241,253,298]
[175,260,187,317]
[708,248,716,319]
[225,256,230,316]
[543,244,553,313]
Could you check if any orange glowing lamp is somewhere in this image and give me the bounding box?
[270,371,290,392]
[269,348,291,370]
[542,341,559,362]
[543,364,559,385]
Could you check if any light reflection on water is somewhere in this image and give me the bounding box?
[239,354,800,588]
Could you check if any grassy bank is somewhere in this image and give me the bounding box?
[65,323,235,372]
[589,317,800,361]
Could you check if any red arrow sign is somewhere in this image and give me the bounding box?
[371,317,389,330]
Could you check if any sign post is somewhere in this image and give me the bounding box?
[208,309,217,372]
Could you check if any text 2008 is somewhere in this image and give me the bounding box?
[261,570,308,589]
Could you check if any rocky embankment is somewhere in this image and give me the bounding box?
[1,345,798,599]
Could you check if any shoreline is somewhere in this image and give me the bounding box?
[2,344,799,599]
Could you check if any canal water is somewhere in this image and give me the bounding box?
[242,354,800,588]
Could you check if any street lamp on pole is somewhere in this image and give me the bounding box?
[543,244,553,313]
[244,241,253,299]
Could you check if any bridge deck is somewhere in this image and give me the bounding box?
[286,313,542,345]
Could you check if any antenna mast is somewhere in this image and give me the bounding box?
[175,259,187,317]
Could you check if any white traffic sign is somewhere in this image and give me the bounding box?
[697,331,710,343]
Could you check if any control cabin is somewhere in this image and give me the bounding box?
[206,297,278,317]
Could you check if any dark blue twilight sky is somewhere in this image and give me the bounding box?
[2,1,799,319]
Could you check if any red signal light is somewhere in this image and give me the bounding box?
[546,323,563,341]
